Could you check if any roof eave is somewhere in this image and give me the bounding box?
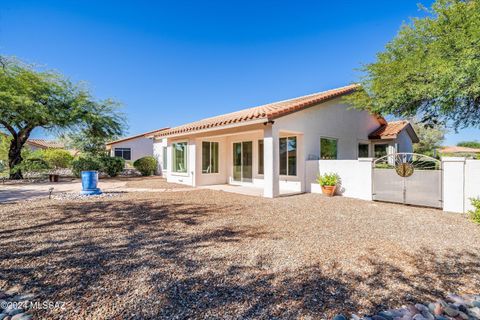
[153,118,268,139]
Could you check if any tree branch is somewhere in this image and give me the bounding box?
[0,121,18,139]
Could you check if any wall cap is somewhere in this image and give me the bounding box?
[358,158,374,162]
[441,157,466,163]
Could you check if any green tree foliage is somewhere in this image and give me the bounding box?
[346,0,480,129]
[412,120,447,156]
[133,156,157,176]
[0,56,126,179]
[457,141,480,148]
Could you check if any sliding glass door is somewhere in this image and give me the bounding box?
[232,141,253,182]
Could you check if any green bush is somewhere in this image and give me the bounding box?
[317,172,339,187]
[13,157,50,174]
[469,198,480,224]
[133,156,157,176]
[42,149,73,169]
[99,156,125,177]
[71,157,102,177]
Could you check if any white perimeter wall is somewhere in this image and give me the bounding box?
[305,157,480,213]
[305,159,373,200]
[109,137,153,162]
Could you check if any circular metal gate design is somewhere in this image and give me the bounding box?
[372,153,442,208]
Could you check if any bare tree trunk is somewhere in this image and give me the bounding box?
[7,127,33,180]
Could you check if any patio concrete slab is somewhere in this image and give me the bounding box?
[199,184,301,197]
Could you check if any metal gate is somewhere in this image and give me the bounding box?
[372,153,443,208]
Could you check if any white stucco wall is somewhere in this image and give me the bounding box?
[442,158,480,213]
[109,137,153,162]
[465,159,480,212]
[152,138,167,176]
[305,159,373,200]
[274,97,381,160]
[395,130,414,153]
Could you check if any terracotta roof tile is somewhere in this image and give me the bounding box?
[26,139,64,149]
[368,120,411,140]
[155,84,361,137]
[440,146,480,154]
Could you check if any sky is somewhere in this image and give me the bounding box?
[1,0,479,145]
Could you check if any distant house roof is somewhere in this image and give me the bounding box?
[440,146,480,154]
[153,84,382,138]
[26,139,65,149]
[106,127,170,146]
[0,133,68,150]
[368,120,419,143]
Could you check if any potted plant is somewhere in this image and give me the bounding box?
[317,172,339,197]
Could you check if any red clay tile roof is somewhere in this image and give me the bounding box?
[440,146,480,154]
[106,127,170,146]
[368,120,418,142]
[155,84,365,137]
[26,139,65,149]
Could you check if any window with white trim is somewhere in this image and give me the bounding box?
[172,142,187,173]
[320,137,337,159]
[162,147,167,170]
[114,148,131,160]
[279,136,297,176]
[202,141,219,173]
[358,143,369,158]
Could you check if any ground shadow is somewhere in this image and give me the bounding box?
[0,197,479,319]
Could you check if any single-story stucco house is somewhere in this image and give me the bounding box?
[106,128,169,162]
[148,84,419,197]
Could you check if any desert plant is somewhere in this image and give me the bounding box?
[133,156,157,176]
[71,157,102,177]
[317,172,339,187]
[469,198,480,224]
[99,156,125,177]
[12,157,50,175]
[42,149,74,170]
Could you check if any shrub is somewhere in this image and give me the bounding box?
[317,172,339,187]
[71,157,102,177]
[13,157,50,174]
[133,156,157,176]
[42,149,73,169]
[99,156,125,177]
[469,198,480,224]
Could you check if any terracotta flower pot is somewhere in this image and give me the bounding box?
[321,185,336,197]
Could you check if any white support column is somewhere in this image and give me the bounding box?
[442,157,466,213]
[263,124,279,198]
[188,140,197,187]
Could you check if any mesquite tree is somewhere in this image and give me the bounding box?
[0,56,125,179]
[346,0,480,129]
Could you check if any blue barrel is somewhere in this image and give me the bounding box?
[81,171,102,195]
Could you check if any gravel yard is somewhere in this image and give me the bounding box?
[0,190,479,319]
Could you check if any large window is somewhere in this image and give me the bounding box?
[279,136,297,176]
[172,142,187,173]
[358,143,369,158]
[374,144,389,158]
[258,140,264,175]
[202,141,219,173]
[114,148,131,160]
[162,147,167,170]
[320,138,337,159]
